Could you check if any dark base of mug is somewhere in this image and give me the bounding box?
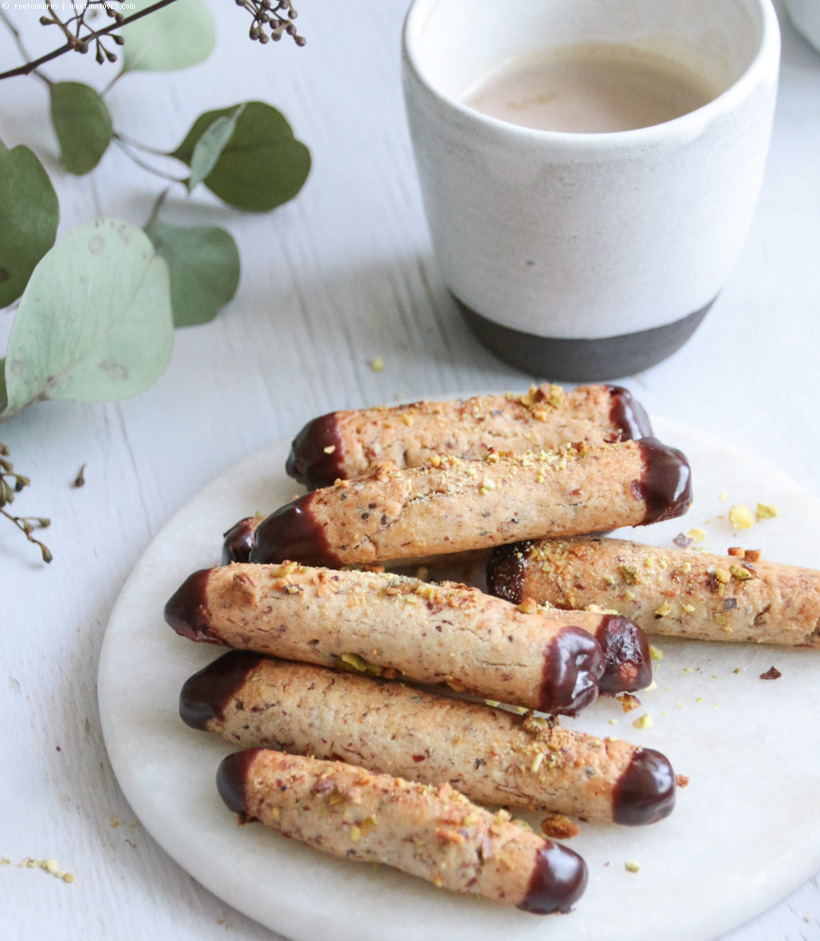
[457,296,715,381]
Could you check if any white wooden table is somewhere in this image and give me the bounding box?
[1,1,819,937]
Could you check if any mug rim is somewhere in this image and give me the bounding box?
[402,0,781,148]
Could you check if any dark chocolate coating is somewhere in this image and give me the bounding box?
[217,748,263,816]
[612,747,677,826]
[164,569,218,643]
[595,615,652,695]
[539,626,603,716]
[180,650,264,731]
[249,494,343,568]
[517,842,588,914]
[286,413,345,491]
[221,517,259,565]
[635,437,693,524]
[606,385,653,441]
[485,541,532,605]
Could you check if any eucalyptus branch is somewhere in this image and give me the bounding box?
[238,0,305,46]
[0,0,305,82]
[0,443,52,563]
[0,0,177,81]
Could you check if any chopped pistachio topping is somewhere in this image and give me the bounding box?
[682,603,696,614]
[648,645,664,661]
[729,505,755,529]
[620,563,638,584]
[688,528,706,544]
[632,713,653,730]
[530,752,545,773]
[714,567,731,584]
[756,502,778,520]
[654,601,672,618]
[625,860,641,873]
[323,445,336,454]
[730,564,753,580]
[369,357,385,372]
[341,652,369,673]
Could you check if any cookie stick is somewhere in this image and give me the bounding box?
[488,535,820,648]
[217,748,588,914]
[251,437,692,569]
[287,383,652,490]
[183,650,676,825]
[221,521,649,693]
[164,563,605,715]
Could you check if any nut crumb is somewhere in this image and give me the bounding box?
[729,505,755,529]
[541,814,580,839]
[617,692,641,713]
[632,713,653,730]
[323,445,336,454]
[648,645,663,661]
[759,666,781,680]
[624,859,641,873]
[676,775,689,788]
[756,503,777,520]
[369,357,385,372]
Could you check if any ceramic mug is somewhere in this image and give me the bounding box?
[402,0,781,380]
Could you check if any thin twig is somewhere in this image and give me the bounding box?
[145,187,169,227]
[113,130,171,158]
[112,136,187,184]
[0,8,52,86]
[0,0,180,82]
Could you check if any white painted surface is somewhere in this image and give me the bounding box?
[1,1,819,939]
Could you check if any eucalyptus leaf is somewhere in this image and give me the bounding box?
[172,101,311,212]
[187,104,245,192]
[121,0,215,73]
[50,82,113,175]
[1,220,173,418]
[0,139,59,308]
[144,220,240,327]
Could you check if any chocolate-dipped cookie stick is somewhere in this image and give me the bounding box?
[252,438,692,569]
[185,650,676,825]
[488,535,820,648]
[217,748,589,914]
[286,384,652,490]
[165,563,605,716]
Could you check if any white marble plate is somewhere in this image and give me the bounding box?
[98,417,820,941]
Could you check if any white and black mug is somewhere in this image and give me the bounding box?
[402,0,780,379]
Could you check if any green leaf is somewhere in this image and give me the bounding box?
[172,101,311,212]
[144,220,240,327]
[187,104,245,192]
[121,0,215,73]
[0,139,59,308]
[1,219,173,418]
[50,82,113,175]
